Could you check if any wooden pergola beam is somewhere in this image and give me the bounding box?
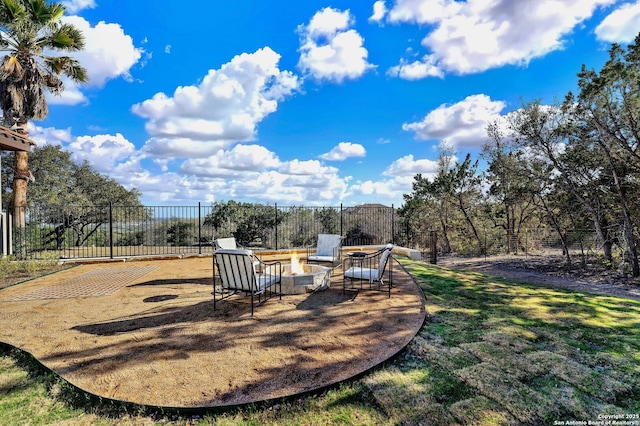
[0,125,35,152]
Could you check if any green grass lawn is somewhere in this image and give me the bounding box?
[1,257,639,425]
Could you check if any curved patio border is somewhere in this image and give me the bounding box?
[0,256,426,409]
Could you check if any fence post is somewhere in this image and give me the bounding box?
[430,231,437,264]
[391,204,395,245]
[4,209,11,256]
[198,202,202,255]
[484,226,487,260]
[275,203,278,250]
[340,203,343,240]
[109,202,114,259]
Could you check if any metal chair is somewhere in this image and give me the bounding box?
[214,237,259,266]
[213,237,242,250]
[306,233,343,266]
[213,249,281,316]
[343,244,393,297]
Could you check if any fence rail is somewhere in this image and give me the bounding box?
[6,203,401,260]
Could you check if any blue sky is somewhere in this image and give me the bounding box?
[26,0,640,206]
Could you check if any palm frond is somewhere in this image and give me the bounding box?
[27,0,54,25]
[0,54,23,80]
[0,37,8,49]
[43,72,61,90]
[48,23,85,50]
[0,0,26,22]
[64,60,87,83]
[43,55,88,83]
[48,2,64,22]
[7,84,25,114]
[43,54,62,73]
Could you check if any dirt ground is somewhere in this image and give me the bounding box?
[0,256,426,408]
[438,254,640,301]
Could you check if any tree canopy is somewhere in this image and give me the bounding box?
[2,145,144,249]
[402,33,640,275]
[2,144,141,210]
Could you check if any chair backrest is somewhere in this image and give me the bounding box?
[215,237,238,250]
[214,249,257,293]
[377,244,393,277]
[316,234,342,257]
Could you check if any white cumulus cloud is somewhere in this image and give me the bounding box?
[280,159,337,175]
[298,7,374,83]
[402,94,506,148]
[62,16,143,88]
[387,55,443,80]
[383,155,440,177]
[385,0,617,79]
[62,0,96,14]
[132,47,300,158]
[595,0,640,42]
[67,133,137,173]
[348,176,411,204]
[319,142,366,161]
[47,16,143,105]
[181,145,281,178]
[26,123,73,146]
[369,1,388,23]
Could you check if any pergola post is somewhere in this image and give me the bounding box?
[0,125,36,256]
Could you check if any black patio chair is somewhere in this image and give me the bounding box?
[213,248,281,316]
[342,244,393,297]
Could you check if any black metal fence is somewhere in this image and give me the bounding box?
[454,227,602,259]
[7,203,402,260]
[4,201,606,264]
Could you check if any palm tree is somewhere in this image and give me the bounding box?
[0,0,87,227]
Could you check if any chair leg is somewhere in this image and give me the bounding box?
[213,269,217,311]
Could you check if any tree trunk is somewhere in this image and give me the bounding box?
[592,216,613,265]
[538,195,572,266]
[456,194,483,254]
[599,142,640,276]
[12,150,29,228]
[438,203,451,254]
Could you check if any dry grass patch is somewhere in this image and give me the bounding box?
[455,362,558,423]
[365,258,640,424]
[481,329,536,351]
[362,366,457,425]
[449,396,517,425]
[459,341,541,379]
[409,334,478,371]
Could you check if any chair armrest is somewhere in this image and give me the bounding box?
[343,248,386,269]
[254,256,280,271]
[258,260,282,285]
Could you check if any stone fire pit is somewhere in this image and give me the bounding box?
[280,263,331,294]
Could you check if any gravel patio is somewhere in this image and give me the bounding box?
[0,254,425,408]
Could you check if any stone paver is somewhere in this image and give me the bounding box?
[6,266,158,301]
